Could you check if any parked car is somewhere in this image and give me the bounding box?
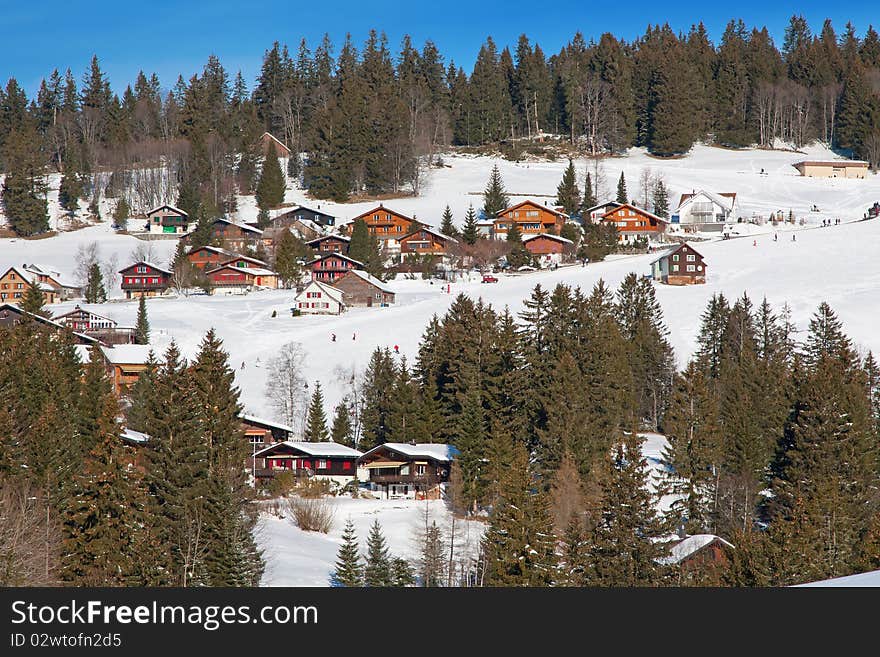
[482,274,498,283]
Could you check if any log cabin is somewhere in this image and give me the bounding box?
[492,199,568,238]
[358,443,458,499]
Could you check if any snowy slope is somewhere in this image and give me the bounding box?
[796,569,880,587]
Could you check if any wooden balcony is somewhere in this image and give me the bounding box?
[368,473,441,485]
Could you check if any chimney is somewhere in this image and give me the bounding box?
[677,520,687,540]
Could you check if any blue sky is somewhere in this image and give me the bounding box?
[1,1,878,97]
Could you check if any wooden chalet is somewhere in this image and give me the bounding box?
[660,534,734,584]
[271,205,336,228]
[146,204,190,235]
[99,344,154,396]
[650,243,707,285]
[346,205,423,248]
[0,303,98,345]
[259,131,291,159]
[307,253,364,284]
[399,226,458,256]
[185,245,238,270]
[294,280,345,315]
[52,305,135,345]
[23,264,81,300]
[204,264,278,294]
[334,270,395,307]
[0,266,58,305]
[240,414,295,452]
[492,199,568,238]
[600,203,668,243]
[119,261,171,299]
[182,218,263,252]
[253,441,363,488]
[358,443,458,499]
[522,233,573,267]
[305,234,350,255]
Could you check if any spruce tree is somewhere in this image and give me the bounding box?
[304,382,329,441]
[482,164,509,218]
[20,282,49,317]
[581,171,597,212]
[652,179,669,219]
[113,198,129,230]
[360,348,398,449]
[461,204,479,245]
[332,519,363,586]
[364,519,393,586]
[330,403,354,446]
[418,520,446,586]
[255,146,285,212]
[348,217,384,280]
[615,171,628,204]
[390,557,416,587]
[84,262,107,303]
[556,159,581,216]
[1,124,49,236]
[274,229,309,288]
[134,295,150,344]
[440,205,458,237]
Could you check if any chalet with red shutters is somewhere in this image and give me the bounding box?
[119,261,171,299]
[305,234,350,255]
[204,263,278,294]
[307,253,364,284]
[399,226,458,257]
[492,199,568,239]
[600,203,668,243]
[650,242,707,285]
[293,280,345,315]
[358,443,458,499]
[259,131,291,159]
[253,441,363,488]
[346,205,422,249]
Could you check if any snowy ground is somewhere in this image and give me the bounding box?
[256,496,485,586]
[797,569,880,587]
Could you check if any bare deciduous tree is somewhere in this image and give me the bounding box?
[0,482,60,586]
[266,342,309,432]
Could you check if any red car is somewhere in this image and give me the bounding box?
[482,274,498,283]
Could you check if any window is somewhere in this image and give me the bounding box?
[672,255,679,261]
[136,266,147,273]
[416,464,426,475]
[343,461,352,471]
[317,460,327,470]
[687,265,695,272]
[672,265,679,272]
[687,254,695,262]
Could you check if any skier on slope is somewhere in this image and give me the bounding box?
[331,333,336,342]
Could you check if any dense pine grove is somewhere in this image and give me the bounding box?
[2,16,879,234]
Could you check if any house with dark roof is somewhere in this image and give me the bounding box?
[650,242,707,285]
[253,441,363,488]
[119,261,172,299]
[358,443,458,499]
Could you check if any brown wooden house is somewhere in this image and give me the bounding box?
[186,245,238,270]
[119,261,171,299]
[399,227,457,256]
[0,303,99,345]
[492,199,568,238]
[271,205,336,228]
[0,266,58,305]
[204,264,279,293]
[259,131,291,158]
[660,534,734,585]
[99,344,154,397]
[253,441,363,488]
[346,205,423,248]
[23,264,81,300]
[183,218,263,252]
[650,242,707,285]
[52,305,135,345]
[305,234,351,255]
[600,203,668,243]
[308,253,364,284]
[334,270,395,307]
[358,443,458,499]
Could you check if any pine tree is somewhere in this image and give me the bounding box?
[390,557,416,587]
[418,520,446,586]
[304,382,329,441]
[330,403,354,446]
[1,124,49,236]
[363,519,393,586]
[348,217,384,280]
[482,441,557,586]
[615,171,628,204]
[331,519,363,586]
[84,262,107,303]
[255,146,285,212]
[556,159,581,216]
[20,282,49,317]
[461,204,479,245]
[652,179,669,219]
[482,164,509,219]
[440,205,458,237]
[581,171,597,213]
[113,198,129,230]
[360,348,397,449]
[134,295,150,344]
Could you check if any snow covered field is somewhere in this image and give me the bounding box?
[3,142,880,586]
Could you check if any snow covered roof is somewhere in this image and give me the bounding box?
[213,218,264,235]
[306,253,365,267]
[345,269,395,294]
[254,441,363,459]
[119,261,172,275]
[22,263,79,288]
[240,414,296,434]
[260,131,290,152]
[220,254,269,268]
[676,190,737,211]
[797,568,880,587]
[649,242,705,266]
[295,281,345,304]
[100,344,155,365]
[793,159,868,167]
[121,428,151,445]
[658,534,735,565]
[360,443,459,462]
[306,234,351,246]
[0,303,99,344]
[187,245,236,257]
[403,226,458,243]
[600,203,669,224]
[52,305,117,324]
[146,204,188,217]
[521,233,573,245]
[583,200,621,214]
[0,265,36,283]
[475,219,495,226]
